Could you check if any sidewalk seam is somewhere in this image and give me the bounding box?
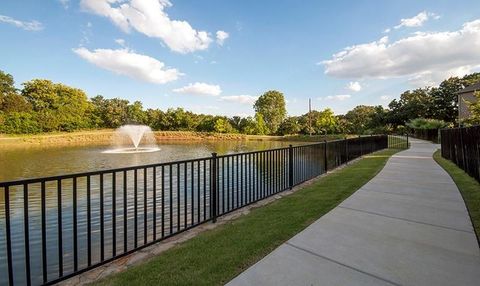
[338,206,473,234]
[285,242,402,286]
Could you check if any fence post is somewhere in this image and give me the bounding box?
[359,136,363,155]
[460,128,466,170]
[288,145,293,189]
[345,137,348,164]
[211,152,218,223]
[324,140,328,173]
[406,133,409,149]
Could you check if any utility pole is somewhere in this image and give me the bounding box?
[308,98,312,136]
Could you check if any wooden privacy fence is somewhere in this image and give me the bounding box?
[440,125,480,181]
[412,128,439,143]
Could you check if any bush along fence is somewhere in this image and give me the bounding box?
[0,135,408,286]
[412,128,439,143]
[441,125,480,182]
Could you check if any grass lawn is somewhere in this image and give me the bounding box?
[433,150,480,244]
[94,148,400,286]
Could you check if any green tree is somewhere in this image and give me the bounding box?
[213,117,236,133]
[21,79,93,131]
[253,90,286,134]
[127,101,147,124]
[0,112,40,134]
[240,114,268,135]
[1,93,31,113]
[344,105,377,134]
[465,91,480,125]
[91,96,130,128]
[0,70,17,107]
[278,116,301,135]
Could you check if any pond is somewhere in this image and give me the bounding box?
[0,140,297,182]
[0,139,304,285]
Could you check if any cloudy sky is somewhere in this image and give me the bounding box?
[1,0,480,116]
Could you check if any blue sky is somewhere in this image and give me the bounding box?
[1,0,480,116]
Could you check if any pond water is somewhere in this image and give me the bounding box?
[0,139,304,285]
[0,140,296,182]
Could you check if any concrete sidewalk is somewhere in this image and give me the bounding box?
[227,139,480,286]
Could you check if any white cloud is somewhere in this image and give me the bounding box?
[395,11,428,29]
[380,95,390,100]
[80,0,225,54]
[383,28,391,33]
[346,81,362,92]
[115,38,126,47]
[394,11,438,29]
[220,95,258,105]
[73,47,182,84]
[322,19,480,86]
[0,15,43,31]
[216,31,229,45]
[173,82,222,96]
[325,95,351,101]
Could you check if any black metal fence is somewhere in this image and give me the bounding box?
[387,134,410,149]
[412,128,439,143]
[441,125,480,182]
[0,135,395,286]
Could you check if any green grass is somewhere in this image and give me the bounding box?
[94,149,400,286]
[433,150,480,245]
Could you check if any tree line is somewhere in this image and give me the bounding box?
[1,69,479,135]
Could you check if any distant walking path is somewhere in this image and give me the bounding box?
[227,139,480,286]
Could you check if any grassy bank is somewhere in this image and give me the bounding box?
[93,148,399,286]
[0,130,283,149]
[0,130,352,149]
[433,150,480,244]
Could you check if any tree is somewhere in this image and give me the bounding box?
[299,108,337,135]
[239,114,269,135]
[144,108,165,130]
[0,70,17,107]
[253,90,286,134]
[213,117,236,133]
[465,91,480,125]
[278,116,301,135]
[91,96,130,128]
[344,105,377,134]
[1,93,31,113]
[21,79,93,131]
[54,83,93,131]
[127,101,147,124]
[314,108,337,134]
[0,112,40,134]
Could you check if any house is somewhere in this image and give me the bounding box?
[457,82,480,121]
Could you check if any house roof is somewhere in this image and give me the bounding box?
[457,82,480,94]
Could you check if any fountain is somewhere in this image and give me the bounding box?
[103,124,161,154]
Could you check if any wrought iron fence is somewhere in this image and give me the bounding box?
[441,125,480,182]
[0,135,392,285]
[387,134,410,149]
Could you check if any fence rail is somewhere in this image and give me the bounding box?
[0,135,404,286]
[441,125,480,182]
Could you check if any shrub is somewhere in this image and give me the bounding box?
[406,118,448,129]
[1,112,41,134]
